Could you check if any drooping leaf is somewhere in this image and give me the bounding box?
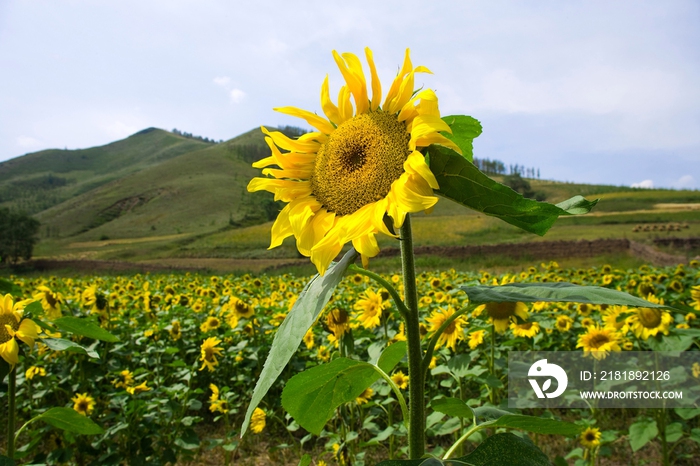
[427,144,597,235]
[0,278,21,296]
[36,407,103,435]
[375,433,550,466]
[440,115,482,162]
[281,358,380,435]
[377,341,407,374]
[53,317,119,342]
[431,397,474,421]
[41,338,100,359]
[241,248,358,435]
[629,419,658,452]
[490,414,583,436]
[460,282,675,309]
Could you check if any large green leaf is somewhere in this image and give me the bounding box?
[377,341,407,374]
[53,317,119,342]
[459,282,674,309]
[241,248,358,435]
[441,115,482,162]
[281,358,380,435]
[36,407,104,435]
[41,338,99,359]
[426,144,597,235]
[0,278,21,296]
[431,397,474,421]
[491,415,583,437]
[0,455,15,466]
[629,419,658,452]
[376,433,550,465]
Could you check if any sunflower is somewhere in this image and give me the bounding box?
[33,286,63,320]
[511,321,540,338]
[555,315,573,332]
[627,306,673,340]
[478,302,529,333]
[426,307,466,350]
[692,362,700,378]
[199,337,224,372]
[391,370,409,390]
[326,308,350,337]
[230,297,254,319]
[72,392,96,416]
[356,387,374,405]
[113,369,135,389]
[580,427,601,449]
[25,365,46,380]
[691,285,700,311]
[169,320,182,341]
[354,288,387,329]
[200,315,221,333]
[126,381,152,395]
[468,329,486,349]
[303,329,315,350]
[251,407,266,434]
[0,294,39,367]
[601,305,629,333]
[577,325,621,360]
[248,48,460,274]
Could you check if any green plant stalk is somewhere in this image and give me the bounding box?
[371,365,409,428]
[400,215,425,459]
[7,366,16,459]
[443,419,486,459]
[489,324,495,405]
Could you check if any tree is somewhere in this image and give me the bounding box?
[0,209,40,265]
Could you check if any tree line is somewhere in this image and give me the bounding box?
[473,157,540,178]
[0,208,40,265]
[171,129,222,144]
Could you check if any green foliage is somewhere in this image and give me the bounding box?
[0,208,40,264]
[440,115,482,162]
[33,407,104,435]
[629,418,659,452]
[459,282,675,308]
[52,317,119,342]
[503,173,546,201]
[241,248,358,435]
[426,144,597,235]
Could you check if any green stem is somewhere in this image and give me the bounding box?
[372,366,409,428]
[443,421,490,459]
[400,215,425,459]
[7,366,16,459]
[489,324,496,405]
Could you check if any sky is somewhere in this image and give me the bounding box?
[1,0,699,189]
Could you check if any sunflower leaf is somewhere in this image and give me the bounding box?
[431,397,475,420]
[440,115,483,162]
[40,338,100,359]
[426,144,597,235]
[459,282,676,309]
[35,407,104,435]
[0,278,21,296]
[282,358,380,435]
[52,317,119,342]
[241,248,358,436]
[490,414,583,436]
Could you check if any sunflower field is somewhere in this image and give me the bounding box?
[0,259,699,465]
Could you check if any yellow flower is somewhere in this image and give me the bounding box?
[169,320,182,341]
[426,307,466,350]
[627,297,672,340]
[33,286,63,319]
[317,345,331,362]
[480,302,529,333]
[113,369,135,389]
[511,321,540,338]
[248,48,460,275]
[692,362,700,378]
[468,329,486,349]
[580,427,601,449]
[209,384,229,414]
[199,337,223,372]
[72,392,95,416]
[251,407,266,434]
[555,315,573,332]
[303,329,315,350]
[230,297,254,319]
[602,305,629,333]
[577,325,621,360]
[0,294,39,367]
[354,289,387,329]
[326,308,350,337]
[25,365,46,380]
[126,381,151,395]
[200,315,221,333]
[356,387,374,405]
[391,370,409,390]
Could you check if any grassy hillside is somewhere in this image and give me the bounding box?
[0,128,212,215]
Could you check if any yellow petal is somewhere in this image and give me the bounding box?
[270,204,293,249]
[384,49,413,110]
[296,209,335,256]
[288,198,320,237]
[246,178,312,202]
[0,338,19,366]
[16,319,39,347]
[334,51,368,115]
[337,86,354,123]
[320,75,342,126]
[365,47,382,111]
[404,151,439,190]
[393,174,438,213]
[274,107,335,135]
[352,233,380,259]
[310,232,343,276]
[261,127,320,153]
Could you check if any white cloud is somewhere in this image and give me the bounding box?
[631,179,654,189]
[229,88,246,104]
[16,136,41,148]
[213,76,230,87]
[672,175,695,189]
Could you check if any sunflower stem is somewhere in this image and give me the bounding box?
[7,366,16,460]
[400,215,425,459]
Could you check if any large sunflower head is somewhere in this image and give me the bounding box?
[0,294,39,367]
[248,48,460,274]
[576,324,622,360]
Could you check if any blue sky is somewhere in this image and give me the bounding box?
[1,0,699,189]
